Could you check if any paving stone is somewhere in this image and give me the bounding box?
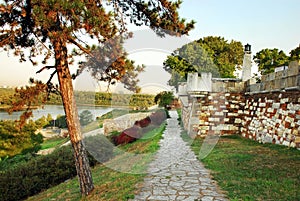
[131,111,228,201]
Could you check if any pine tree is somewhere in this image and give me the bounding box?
[0,0,194,196]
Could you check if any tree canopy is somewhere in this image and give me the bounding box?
[289,44,300,62]
[254,48,289,75]
[154,91,174,108]
[254,44,300,75]
[0,0,195,196]
[163,36,244,90]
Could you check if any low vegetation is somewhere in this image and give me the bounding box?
[0,143,98,201]
[25,121,166,201]
[0,120,43,158]
[183,133,300,201]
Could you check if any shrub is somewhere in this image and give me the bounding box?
[112,125,142,145]
[134,116,151,128]
[0,135,113,201]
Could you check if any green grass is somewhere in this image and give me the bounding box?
[26,122,166,201]
[40,137,69,150]
[183,133,300,201]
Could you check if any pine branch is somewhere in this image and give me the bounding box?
[36,66,55,74]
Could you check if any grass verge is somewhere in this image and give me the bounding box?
[26,122,166,201]
[40,137,69,150]
[182,133,300,201]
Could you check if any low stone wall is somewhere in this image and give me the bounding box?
[103,112,151,135]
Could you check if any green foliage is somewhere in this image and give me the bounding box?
[0,88,14,108]
[0,136,113,201]
[35,114,53,128]
[0,152,35,171]
[0,120,43,158]
[254,48,289,75]
[164,36,244,90]
[154,91,175,107]
[46,91,156,108]
[49,115,67,128]
[26,121,166,201]
[289,44,300,61]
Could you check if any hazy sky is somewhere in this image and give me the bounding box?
[1,0,299,93]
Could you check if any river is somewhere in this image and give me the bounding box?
[0,105,114,121]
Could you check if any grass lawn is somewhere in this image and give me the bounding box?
[26,122,166,201]
[40,137,69,150]
[183,133,300,201]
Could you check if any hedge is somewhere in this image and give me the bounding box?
[0,135,113,201]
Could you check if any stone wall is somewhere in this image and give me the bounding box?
[180,61,300,149]
[181,91,300,149]
[247,61,300,93]
[196,92,244,136]
[103,112,151,135]
[241,92,300,148]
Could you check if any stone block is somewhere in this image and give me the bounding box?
[199,126,210,130]
[228,113,239,117]
[224,118,230,122]
[285,116,294,123]
[215,112,224,116]
[286,76,297,88]
[274,79,282,90]
[238,110,244,114]
[259,102,266,107]
[262,134,273,144]
[269,72,276,80]
[275,71,284,79]
[272,102,281,109]
[283,141,290,146]
[288,62,300,76]
[235,118,242,124]
[290,142,296,148]
[280,98,289,104]
[282,69,289,78]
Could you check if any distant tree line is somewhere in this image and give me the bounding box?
[0,89,156,109]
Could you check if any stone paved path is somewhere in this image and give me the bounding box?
[131,110,228,201]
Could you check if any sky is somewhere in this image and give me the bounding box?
[0,0,300,93]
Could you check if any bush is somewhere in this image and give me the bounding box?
[112,125,142,145]
[134,116,151,128]
[0,135,113,201]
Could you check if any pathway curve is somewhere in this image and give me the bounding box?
[131,110,228,201]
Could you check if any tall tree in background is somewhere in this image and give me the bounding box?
[254,48,289,75]
[289,44,300,62]
[0,0,194,196]
[163,36,243,90]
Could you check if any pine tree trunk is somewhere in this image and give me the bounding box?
[52,37,94,196]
